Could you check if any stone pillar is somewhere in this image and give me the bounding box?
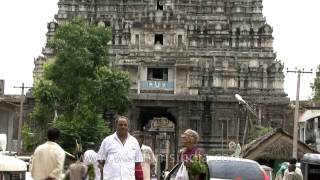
[176,105,186,150]
[174,66,177,94]
[149,12,153,21]
[115,36,119,45]
[202,102,211,134]
[137,64,141,94]
[210,105,215,137]
[129,107,140,131]
[263,71,268,89]
[121,36,126,45]
[253,36,258,47]
[141,33,145,46]
[258,105,262,125]
[138,13,142,21]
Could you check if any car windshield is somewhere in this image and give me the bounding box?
[208,160,264,180]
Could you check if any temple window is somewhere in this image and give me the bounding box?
[135,34,139,45]
[112,35,115,44]
[118,36,122,45]
[157,0,163,10]
[155,34,163,45]
[178,35,182,46]
[147,68,168,81]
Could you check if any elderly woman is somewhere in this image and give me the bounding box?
[179,129,209,180]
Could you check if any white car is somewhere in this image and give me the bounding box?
[0,154,28,180]
[164,156,270,180]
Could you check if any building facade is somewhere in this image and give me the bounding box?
[0,80,20,151]
[34,0,289,160]
[298,102,320,151]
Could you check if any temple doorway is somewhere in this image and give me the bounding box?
[136,107,177,178]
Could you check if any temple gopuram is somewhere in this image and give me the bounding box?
[33,0,290,165]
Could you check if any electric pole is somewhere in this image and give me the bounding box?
[287,68,312,158]
[14,83,32,154]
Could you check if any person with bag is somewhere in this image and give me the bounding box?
[175,161,189,180]
[177,129,209,180]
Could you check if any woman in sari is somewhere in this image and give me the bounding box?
[179,129,209,180]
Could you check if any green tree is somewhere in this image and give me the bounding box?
[248,125,273,142]
[30,18,131,152]
[312,65,320,100]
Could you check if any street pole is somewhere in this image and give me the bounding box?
[287,69,312,158]
[293,71,300,159]
[14,83,32,154]
[242,112,248,147]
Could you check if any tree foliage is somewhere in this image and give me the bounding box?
[248,125,273,142]
[30,18,131,152]
[312,65,320,100]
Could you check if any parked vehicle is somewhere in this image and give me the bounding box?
[301,153,320,180]
[164,156,269,180]
[260,165,273,180]
[16,156,31,171]
[0,154,28,180]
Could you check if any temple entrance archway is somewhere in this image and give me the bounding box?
[136,107,178,178]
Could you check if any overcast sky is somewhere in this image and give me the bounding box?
[0,0,319,100]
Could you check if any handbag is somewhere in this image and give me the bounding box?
[175,163,189,180]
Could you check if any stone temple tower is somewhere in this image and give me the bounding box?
[34,0,289,159]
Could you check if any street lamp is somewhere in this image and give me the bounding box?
[235,94,258,120]
[235,94,245,103]
[235,94,259,146]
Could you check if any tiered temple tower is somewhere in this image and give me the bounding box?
[34,0,289,158]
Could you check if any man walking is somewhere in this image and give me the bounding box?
[283,158,303,180]
[31,127,65,180]
[98,116,143,180]
[134,131,157,180]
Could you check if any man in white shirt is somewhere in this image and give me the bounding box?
[84,142,100,180]
[134,131,157,180]
[283,158,303,180]
[98,116,143,180]
[31,128,65,180]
